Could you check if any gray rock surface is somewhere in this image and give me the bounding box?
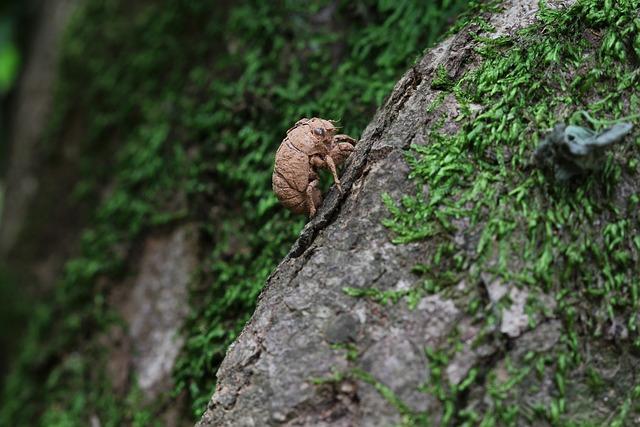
[196,1,603,426]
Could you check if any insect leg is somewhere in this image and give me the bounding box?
[324,155,342,193]
[334,134,356,145]
[306,176,322,217]
[310,155,327,169]
[329,142,355,166]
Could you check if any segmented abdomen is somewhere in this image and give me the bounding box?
[272,141,310,214]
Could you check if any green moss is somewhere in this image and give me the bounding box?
[431,64,455,91]
[443,0,503,38]
[377,0,640,424]
[342,285,413,305]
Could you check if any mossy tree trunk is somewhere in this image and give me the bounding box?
[199,1,640,426]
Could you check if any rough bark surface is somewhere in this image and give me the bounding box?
[197,1,583,426]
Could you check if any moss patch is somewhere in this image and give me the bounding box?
[377,0,640,425]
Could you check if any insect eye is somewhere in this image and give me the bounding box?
[313,128,325,137]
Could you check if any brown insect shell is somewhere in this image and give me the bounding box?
[286,117,335,156]
[274,135,316,192]
[272,117,338,214]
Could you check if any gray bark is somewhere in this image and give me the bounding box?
[196,1,594,426]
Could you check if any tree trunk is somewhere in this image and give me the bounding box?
[198,1,640,425]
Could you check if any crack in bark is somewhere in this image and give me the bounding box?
[287,64,431,260]
[288,126,386,258]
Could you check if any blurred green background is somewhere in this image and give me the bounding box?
[0,0,25,182]
[0,0,30,406]
[0,0,474,425]
[0,1,21,95]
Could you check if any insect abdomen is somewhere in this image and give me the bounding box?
[272,142,310,213]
